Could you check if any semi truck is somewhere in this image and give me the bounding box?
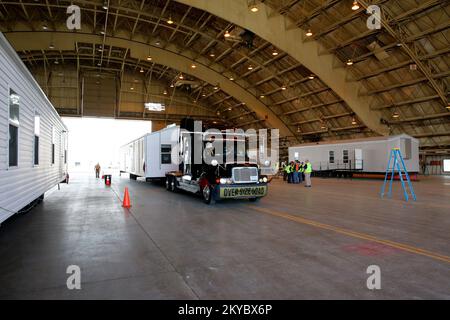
[120,119,269,204]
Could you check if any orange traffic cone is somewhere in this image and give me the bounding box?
[122,187,131,208]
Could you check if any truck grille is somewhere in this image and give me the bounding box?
[232,167,258,184]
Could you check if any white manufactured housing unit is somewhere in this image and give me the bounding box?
[289,134,419,173]
[0,33,68,224]
[120,125,180,179]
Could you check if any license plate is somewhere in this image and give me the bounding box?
[219,186,267,198]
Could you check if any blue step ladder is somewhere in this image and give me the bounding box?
[381,148,417,201]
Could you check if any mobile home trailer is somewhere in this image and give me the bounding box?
[0,33,68,225]
[289,134,419,175]
[119,124,180,180]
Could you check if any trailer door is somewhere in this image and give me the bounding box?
[354,149,363,170]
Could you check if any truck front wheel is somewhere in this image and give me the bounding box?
[202,185,214,204]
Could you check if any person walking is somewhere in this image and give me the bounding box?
[94,163,101,179]
[304,160,312,187]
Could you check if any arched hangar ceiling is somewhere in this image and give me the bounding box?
[0,0,449,150]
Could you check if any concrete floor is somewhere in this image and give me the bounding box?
[0,173,449,299]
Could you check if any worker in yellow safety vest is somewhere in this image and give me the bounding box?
[298,161,304,183]
[304,160,312,187]
[286,162,293,184]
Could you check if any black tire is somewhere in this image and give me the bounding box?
[202,185,214,204]
[165,177,171,191]
[170,177,177,192]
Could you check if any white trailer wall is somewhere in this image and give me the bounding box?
[0,33,67,224]
[289,134,419,173]
[119,125,179,179]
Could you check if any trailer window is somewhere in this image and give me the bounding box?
[34,113,40,165]
[343,150,349,164]
[329,151,335,164]
[8,90,20,167]
[51,126,56,165]
[161,144,172,164]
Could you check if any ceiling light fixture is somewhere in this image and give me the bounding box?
[209,52,215,57]
[54,59,59,65]
[392,112,400,118]
[346,59,354,66]
[260,95,265,98]
[130,86,134,90]
[170,83,174,88]
[306,29,313,37]
[191,64,197,69]
[140,68,144,73]
[308,74,315,80]
[146,55,152,61]
[249,0,259,13]
[224,30,231,38]
[446,103,450,110]
[42,24,48,30]
[272,50,279,56]
[102,1,108,10]
[281,85,287,90]
[163,90,167,95]
[167,16,174,25]
[229,77,234,81]
[247,65,253,70]
[351,117,357,125]
[179,74,184,80]
[351,1,360,11]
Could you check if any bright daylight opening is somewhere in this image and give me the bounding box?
[62,117,151,174]
[444,159,450,172]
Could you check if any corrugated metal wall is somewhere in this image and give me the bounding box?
[0,33,67,224]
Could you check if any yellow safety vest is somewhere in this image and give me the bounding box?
[305,163,312,173]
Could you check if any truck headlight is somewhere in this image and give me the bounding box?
[259,178,263,183]
[220,178,227,184]
[226,179,233,184]
[263,177,268,183]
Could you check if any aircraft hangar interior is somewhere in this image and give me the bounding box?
[0,0,449,306]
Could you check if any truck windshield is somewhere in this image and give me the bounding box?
[203,133,255,164]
